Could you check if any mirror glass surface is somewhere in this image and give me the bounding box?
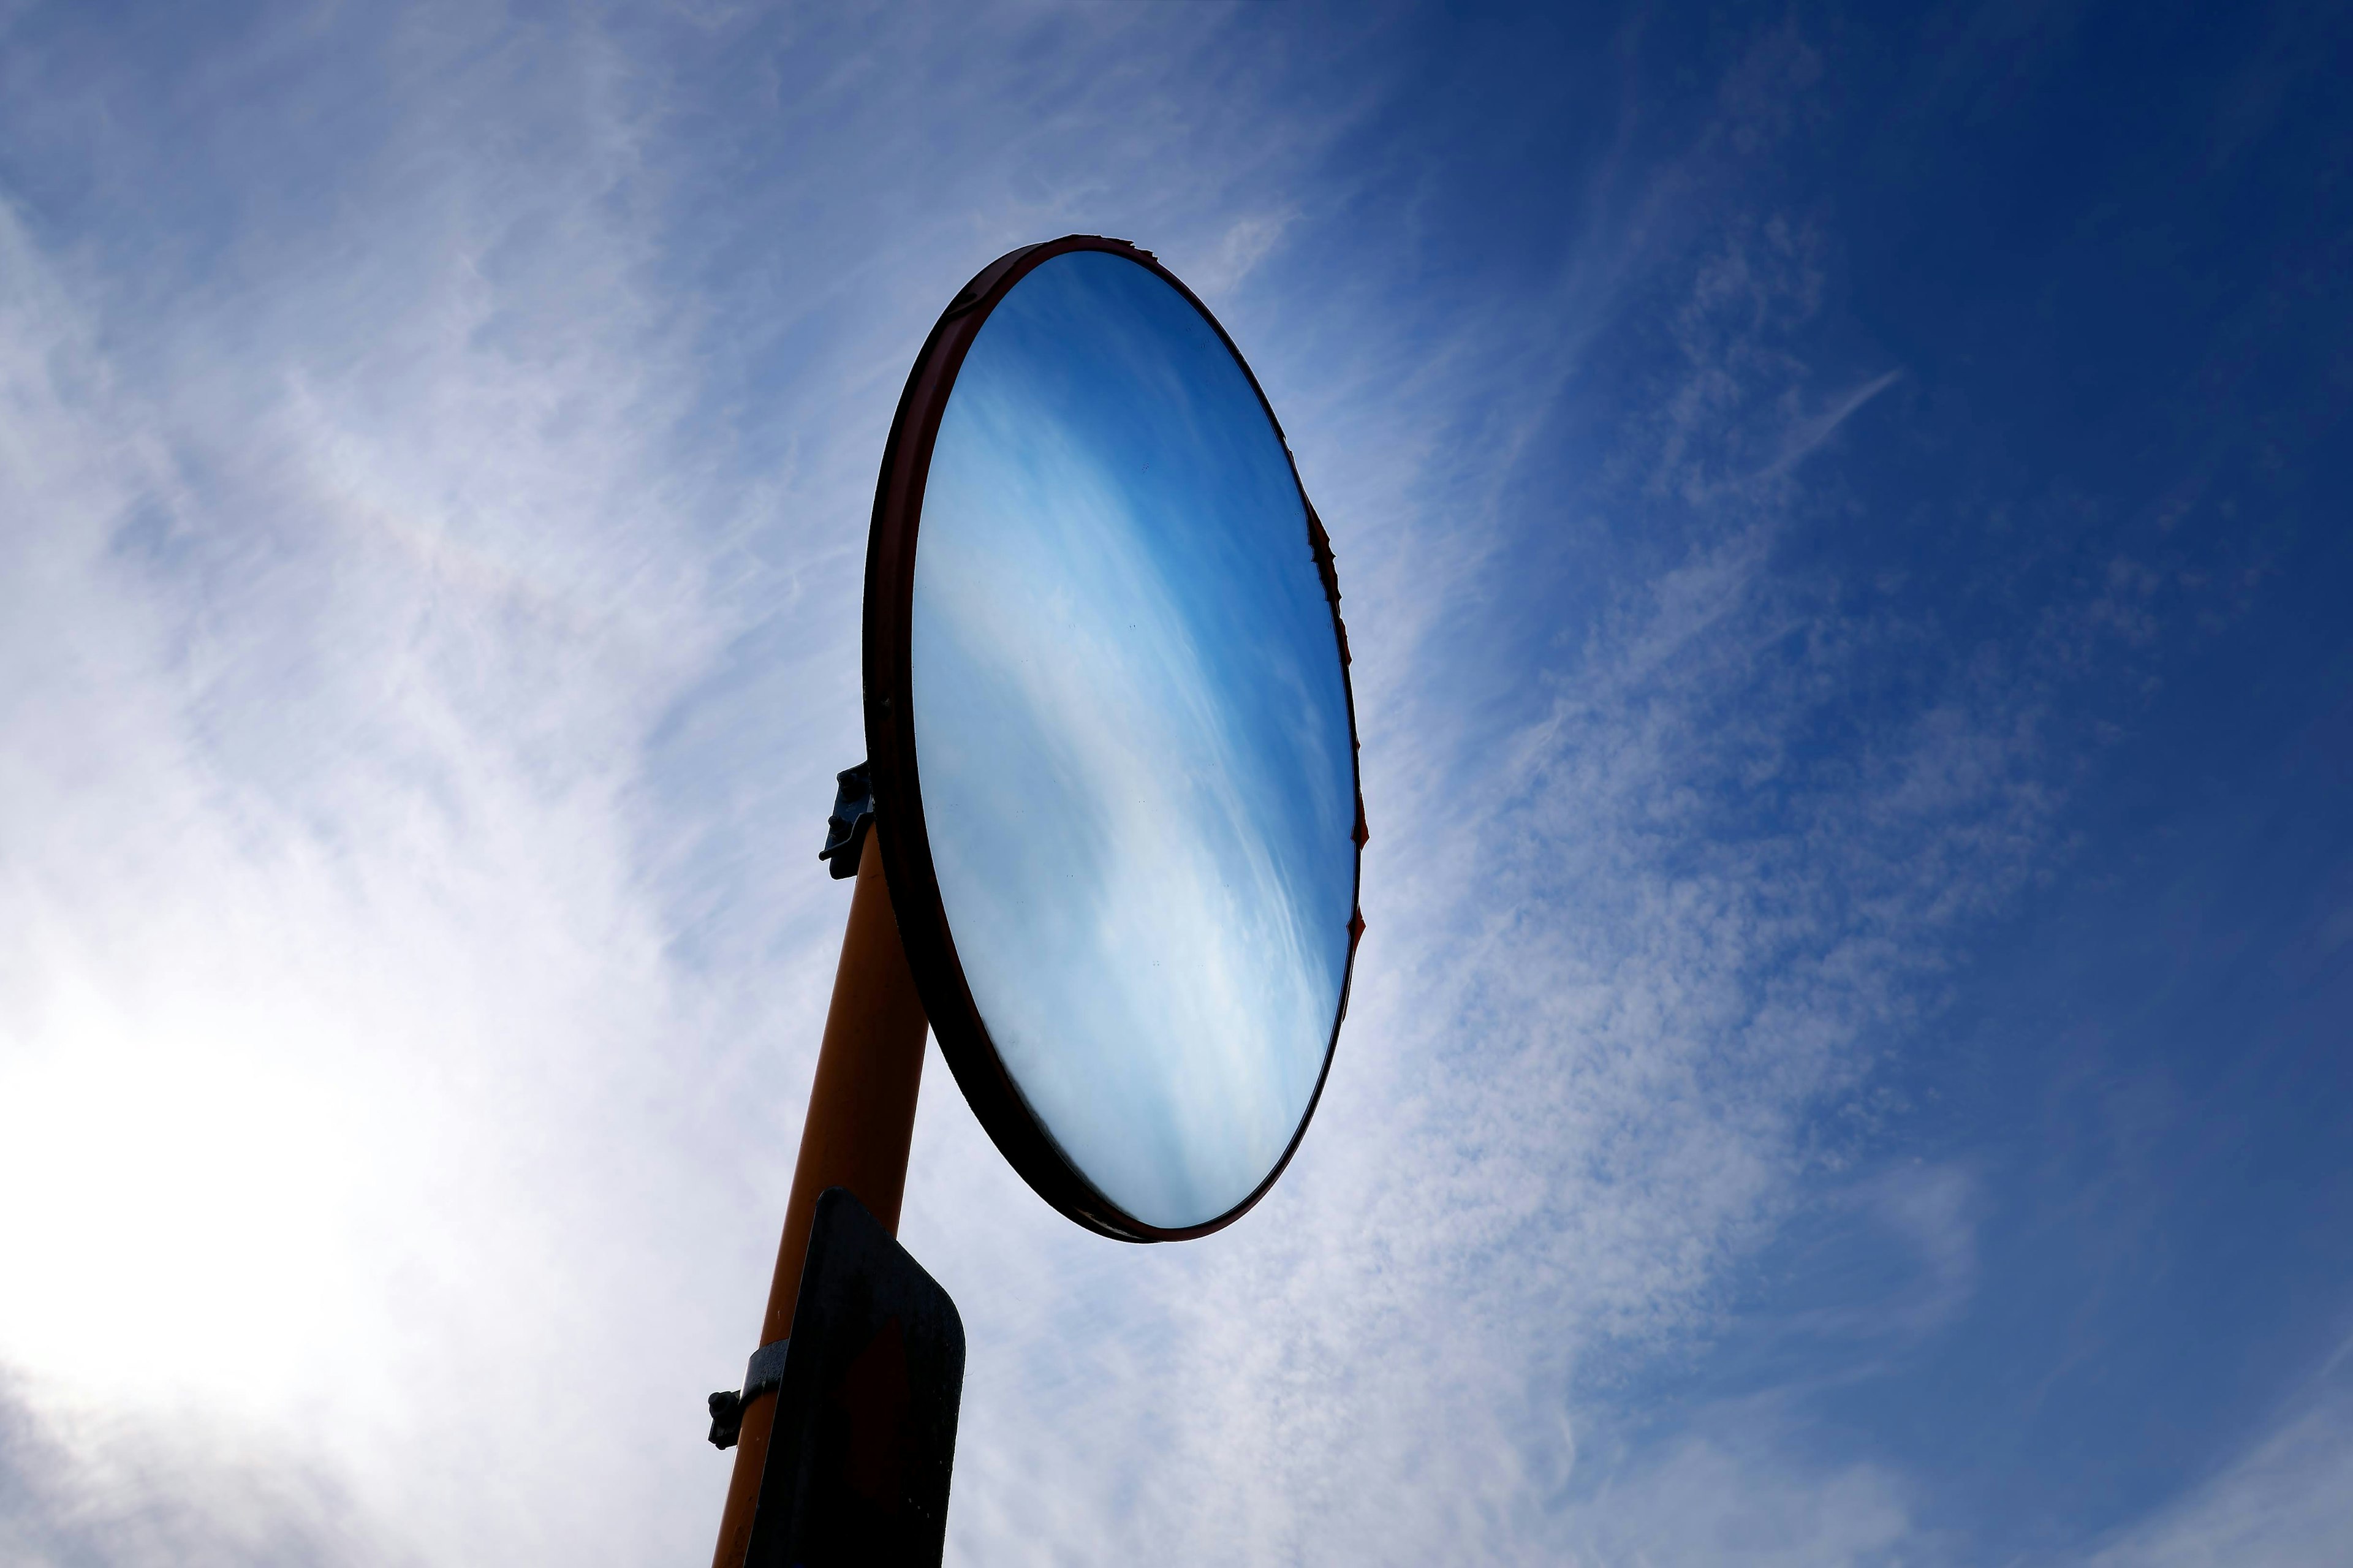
[910,250,1357,1231]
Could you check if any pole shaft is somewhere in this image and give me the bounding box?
[710,827,930,1568]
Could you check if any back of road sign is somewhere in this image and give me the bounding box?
[744,1188,966,1568]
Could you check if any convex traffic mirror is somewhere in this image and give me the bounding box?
[865,237,1366,1241]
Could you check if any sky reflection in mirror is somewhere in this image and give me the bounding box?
[911,251,1356,1232]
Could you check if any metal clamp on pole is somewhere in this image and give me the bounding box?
[707,1338,791,1450]
[817,763,874,881]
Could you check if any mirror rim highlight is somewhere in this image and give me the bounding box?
[862,235,1365,1243]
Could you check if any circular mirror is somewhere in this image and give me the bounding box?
[865,237,1363,1241]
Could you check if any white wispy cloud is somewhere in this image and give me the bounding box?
[1557,1399,1920,1567]
[2084,1342,2353,1567]
[0,14,763,1560]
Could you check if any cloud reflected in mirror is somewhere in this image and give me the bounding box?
[911,251,1357,1231]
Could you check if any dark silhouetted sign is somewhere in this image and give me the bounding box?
[744,1187,965,1568]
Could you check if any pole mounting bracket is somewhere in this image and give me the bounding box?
[706,1336,790,1450]
[817,762,873,881]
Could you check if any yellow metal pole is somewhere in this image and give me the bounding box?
[709,827,930,1568]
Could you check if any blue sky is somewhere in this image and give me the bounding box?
[0,2,2346,1565]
